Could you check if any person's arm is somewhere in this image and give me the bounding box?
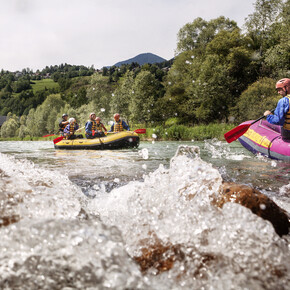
[109,123,114,132]
[85,121,92,134]
[64,125,71,135]
[122,120,130,131]
[74,123,79,131]
[267,98,289,125]
[102,123,107,132]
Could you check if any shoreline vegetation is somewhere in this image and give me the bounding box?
[0,123,235,142]
[1,1,288,141]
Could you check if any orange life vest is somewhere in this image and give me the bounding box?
[113,120,124,132]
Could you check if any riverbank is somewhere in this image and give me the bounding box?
[0,123,236,142]
[140,123,235,141]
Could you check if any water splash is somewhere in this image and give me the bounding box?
[87,145,290,288]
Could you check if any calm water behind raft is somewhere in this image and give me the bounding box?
[0,139,289,289]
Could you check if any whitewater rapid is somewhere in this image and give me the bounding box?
[0,142,289,289]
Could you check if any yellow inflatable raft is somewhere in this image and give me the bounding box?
[54,131,140,150]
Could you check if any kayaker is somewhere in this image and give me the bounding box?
[85,113,98,139]
[95,117,107,137]
[264,78,290,140]
[63,118,83,140]
[59,113,69,136]
[109,113,130,132]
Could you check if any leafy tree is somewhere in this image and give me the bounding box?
[58,77,72,91]
[244,0,283,55]
[87,73,114,118]
[263,0,290,77]
[12,79,31,93]
[231,77,278,123]
[102,67,108,76]
[27,94,65,136]
[129,71,161,124]
[0,113,20,138]
[176,16,238,56]
[111,71,134,120]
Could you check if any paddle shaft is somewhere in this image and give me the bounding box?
[224,109,275,143]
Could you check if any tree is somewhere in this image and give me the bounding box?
[0,113,20,138]
[27,94,65,136]
[129,71,161,124]
[231,77,278,123]
[263,0,290,77]
[244,0,283,55]
[111,71,134,120]
[86,73,114,119]
[176,16,238,56]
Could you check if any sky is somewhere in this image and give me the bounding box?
[0,0,256,72]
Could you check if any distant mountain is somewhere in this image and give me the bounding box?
[113,53,167,67]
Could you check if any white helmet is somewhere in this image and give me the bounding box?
[69,118,75,123]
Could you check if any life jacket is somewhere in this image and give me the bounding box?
[96,122,104,131]
[69,124,75,134]
[88,120,96,131]
[283,95,290,130]
[113,120,124,132]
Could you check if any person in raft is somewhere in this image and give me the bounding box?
[85,112,99,139]
[63,118,83,140]
[264,78,290,140]
[59,113,69,136]
[109,113,130,132]
[95,116,107,137]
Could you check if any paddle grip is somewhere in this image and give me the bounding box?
[250,109,275,126]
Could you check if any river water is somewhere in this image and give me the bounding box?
[0,139,289,289]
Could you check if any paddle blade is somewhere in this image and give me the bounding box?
[53,136,64,144]
[224,124,250,143]
[134,129,146,134]
[42,134,56,137]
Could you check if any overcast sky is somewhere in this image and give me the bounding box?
[0,0,256,72]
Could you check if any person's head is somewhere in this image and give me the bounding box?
[276,78,290,97]
[114,113,120,121]
[95,117,101,123]
[62,113,68,120]
[69,118,75,124]
[89,112,96,120]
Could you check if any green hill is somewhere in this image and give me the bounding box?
[113,53,167,67]
[31,79,59,93]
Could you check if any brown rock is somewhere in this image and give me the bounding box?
[214,182,289,237]
[133,240,184,274]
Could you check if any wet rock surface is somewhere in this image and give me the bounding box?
[215,182,290,236]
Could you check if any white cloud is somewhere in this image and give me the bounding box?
[0,0,255,71]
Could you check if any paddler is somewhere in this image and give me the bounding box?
[85,112,98,139]
[264,78,290,140]
[59,113,69,136]
[95,117,107,137]
[109,113,130,132]
[63,118,83,140]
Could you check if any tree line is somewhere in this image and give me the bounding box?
[0,0,289,138]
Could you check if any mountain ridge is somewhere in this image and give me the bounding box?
[113,52,166,67]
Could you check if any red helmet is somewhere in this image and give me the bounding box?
[114,113,120,120]
[276,78,290,93]
[95,117,101,121]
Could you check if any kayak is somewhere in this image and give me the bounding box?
[238,120,290,161]
[54,131,139,150]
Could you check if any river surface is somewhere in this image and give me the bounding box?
[0,139,289,289]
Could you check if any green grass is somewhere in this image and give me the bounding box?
[31,79,59,93]
[137,123,236,141]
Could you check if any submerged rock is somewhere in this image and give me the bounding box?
[214,182,289,237]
